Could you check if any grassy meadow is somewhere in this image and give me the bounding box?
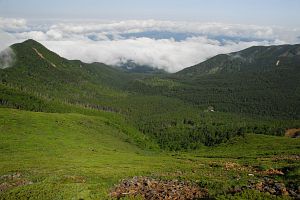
[0,108,299,199]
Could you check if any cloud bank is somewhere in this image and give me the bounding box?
[1,18,300,72]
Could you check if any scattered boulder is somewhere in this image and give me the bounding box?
[110,176,208,199]
[259,168,284,176]
[229,177,299,198]
[272,155,300,162]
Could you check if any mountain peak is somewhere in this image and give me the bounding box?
[18,39,46,49]
[9,39,63,69]
[10,39,48,53]
[23,39,41,44]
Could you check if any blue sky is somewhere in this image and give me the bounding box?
[0,0,300,27]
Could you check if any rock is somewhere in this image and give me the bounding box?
[232,177,299,199]
[255,182,263,190]
[268,188,276,194]
[288,190,297,197]
[282,190,289,196]
[261,168,284,175]
[263,186,270,192]
[234,186,242,193]
[109,176,208,199]
[274,183,285,191]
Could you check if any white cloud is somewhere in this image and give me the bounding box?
[43,20,296,42]
[0,18,299,72]
[0,47,16,69]
[0,30,18,51]
[46,29,63,40]
[0,17,27,31]
[14,31,48,41]
[42,37,283,73]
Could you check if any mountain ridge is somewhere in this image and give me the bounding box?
[176,43,300,76]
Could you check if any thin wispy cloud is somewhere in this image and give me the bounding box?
[1,18,300,72]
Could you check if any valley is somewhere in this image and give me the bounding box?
[0,40,299,199]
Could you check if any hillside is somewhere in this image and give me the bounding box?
[0,39,299,199]
[0,39,299,151]
[0,108,299,199]
[1,0,300,198]
[177,44,300,76]
[128,44,300,119]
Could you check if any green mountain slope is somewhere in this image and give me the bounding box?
[0,108,299,199]
[0,39,299,151]
[1,40,136,111]
[128,44,300,119]
[0,108,160,199]
[0,40,300,199]
[177,44,300,75]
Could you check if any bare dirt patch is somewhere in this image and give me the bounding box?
[259,168,284,176]
[32,47,57,68]
[62,175,86,183]
[285,128,300,138]
[0,172,32,193]
[32,48,45,59]
[223,162,251,172]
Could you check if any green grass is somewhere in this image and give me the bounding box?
[195,134,300,158]
[0,108,166,199]
[0,108,299,199]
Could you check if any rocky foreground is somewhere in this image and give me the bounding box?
[110,176,300,200]
[110,176,209,200]
[229,177,300,199]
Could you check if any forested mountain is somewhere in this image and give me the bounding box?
[0,39,299,150]
[177,44,300,75]
[128,44,300,119]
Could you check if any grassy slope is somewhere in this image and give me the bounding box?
[0,108,299,199]
[0,108,165,199]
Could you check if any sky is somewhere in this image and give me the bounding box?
[1,0,300,72]
[1,0,300,27]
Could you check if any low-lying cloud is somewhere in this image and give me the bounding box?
[1,18,300,72]
[0,47,16,69]
[43,37,280,72]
